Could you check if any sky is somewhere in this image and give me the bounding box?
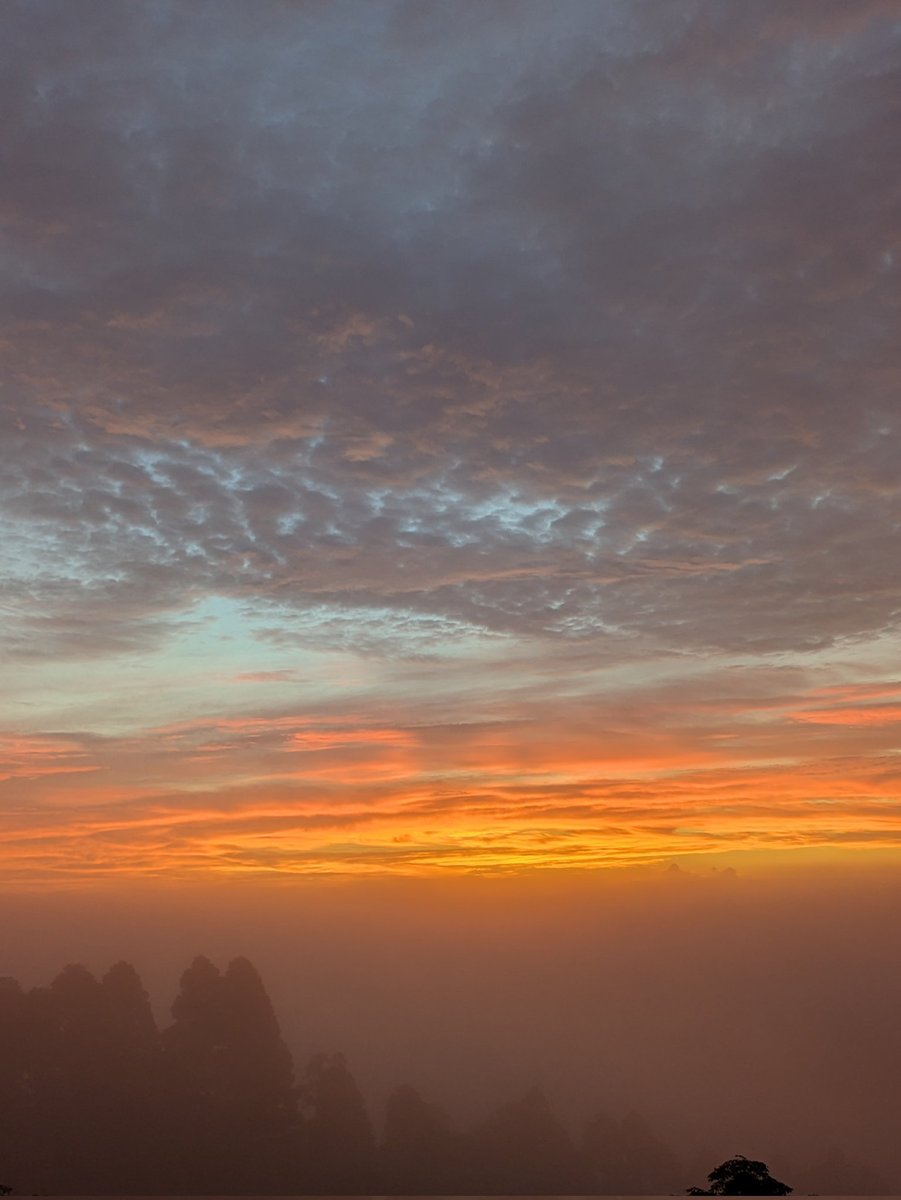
[3,0,901,888]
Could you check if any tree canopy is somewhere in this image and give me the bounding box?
[688,1155,793,1196]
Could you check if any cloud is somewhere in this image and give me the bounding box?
[232,669,300,683]
[4,658,901,883]
[2,2,901,878]
[2,0,900,663]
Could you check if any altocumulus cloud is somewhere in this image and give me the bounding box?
[2,0,901,660]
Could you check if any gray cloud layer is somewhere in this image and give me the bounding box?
[3,0,901,660]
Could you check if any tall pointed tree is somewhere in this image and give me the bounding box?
[381,1082,458,1194]
[218,956,300,1192]
[465,1087,593,1194]
[95,962,163,1193]
[160,955,231,1192]
[0,978,28,1195]
[583,1108,682,1194]
[302,1052,376,1193]
[161,955,300,1193]
[24,964,110,1194]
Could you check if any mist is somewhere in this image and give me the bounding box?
[3,862,900,1191]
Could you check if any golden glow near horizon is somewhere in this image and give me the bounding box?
[5,623,901,884]
[3,4,901,887]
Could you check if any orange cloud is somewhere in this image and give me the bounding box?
[2,747,900,886]
[287,728,418,750]
[4,667,901,885]
[0,734,98,781]
[792,704,901,727]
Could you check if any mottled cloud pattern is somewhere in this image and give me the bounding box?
[3,0,901,881]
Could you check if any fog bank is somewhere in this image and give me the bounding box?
[3,863,900,1188]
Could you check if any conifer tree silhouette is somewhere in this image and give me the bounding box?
[218,956,300,1192]
[1,963,167,1195]
[465,1087,592,1195]
[97,962,164,1192]
[382,1082,458,1194]
[583,1108,682,1194]
[32,965,110,1193]
[0,977,27,1195]
[161,955,300,1193]
[302,1052,375,1193]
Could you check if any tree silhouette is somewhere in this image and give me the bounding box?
[0,977,27,1195]
[688,1155,792,1195]
[96,961,164,1192]
[0,962,169,1195]
[0,1183,11,1195]
[302,1052,375,1193]
[2,957,853,1196]
[464,1086,593,1194]
[28,964,113,1193]
[583,1108,682,1194]
[217,956,300,1192]
[381,1082,458,1194]
[160,955,300,1193]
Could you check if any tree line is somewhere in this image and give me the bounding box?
[0,955,882,1196]
[0,954,690,1195]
